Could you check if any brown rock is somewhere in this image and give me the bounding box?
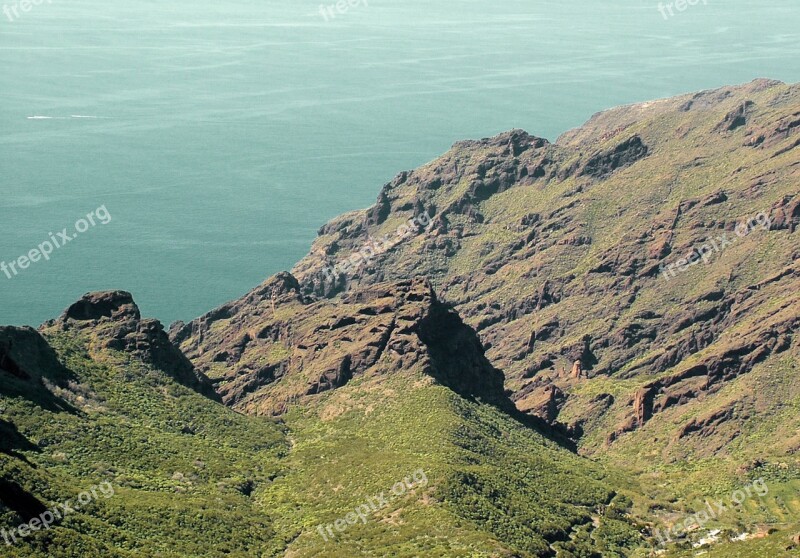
[44,291,218,400]
[715,100,754,132]
[633,387,655,425]
[790,533,800,547]
[179,80,800,454]
[177,276,512,415]
[578,135,649,179]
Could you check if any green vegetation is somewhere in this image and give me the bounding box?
[288,80,800,554]
[3,81,799,556]
[2,329,648,557]
[1,331,288,558]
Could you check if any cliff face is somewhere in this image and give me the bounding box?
[41,291,218,400]
[278,78,800,458]
[0,287,637,558]
[11,79,794,466]
[171,275,509,415]
[2,80,800,557]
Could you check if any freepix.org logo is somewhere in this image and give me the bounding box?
[1,482,115,546]
[3,0,52,23]
[658,0,708,20]
[1,205,112,281]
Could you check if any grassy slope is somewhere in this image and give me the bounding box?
[2,328,650,557]
[261,371,646,557]
[1,330,289,558]
[3,81,798,557]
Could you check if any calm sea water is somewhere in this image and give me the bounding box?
[1,0,798,327]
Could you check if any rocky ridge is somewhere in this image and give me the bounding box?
[171,275,510,415]
[41,291,218,400]
[282,78,800,458]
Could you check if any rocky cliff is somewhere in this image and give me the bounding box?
[278,78,800,459]
[171,275,510,415]
[41,291,218,400]
[3,79,800,557]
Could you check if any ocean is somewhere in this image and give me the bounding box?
[1,0,798,326]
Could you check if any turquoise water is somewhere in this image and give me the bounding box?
[1,0,798,326]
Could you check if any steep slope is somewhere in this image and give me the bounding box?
[258,375,645,557]
[273,78,800,554]
[164,78,800,556]
[285,79,800,468]
[43,290,219,400]
[171,278,648,556]
[3,80,799,557]
[171,275,509,414]
[2,292,648,557]
[1,302,288,557]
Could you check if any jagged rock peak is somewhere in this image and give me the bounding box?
[341,276,436,307]
[58,290,141,324]
[453,129,550,153]
[176,275,513,415]
[43,291,219,401]
[247,271,303,303]
[169,271,306,349]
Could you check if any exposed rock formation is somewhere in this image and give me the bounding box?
[578,135,649,179]
[282,79,800,455]
[173,276,510,415]
[790,533,800,548]
[42,291,218,400]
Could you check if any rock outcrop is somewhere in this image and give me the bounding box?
[173,276,510,415]
[280,79,800,455]
[43,291,218,400]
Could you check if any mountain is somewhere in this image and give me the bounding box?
[170,274,512,414]
[3,289,644,557]
[1,302,288,557]
[2,79,799,557]
[288,78,800,467]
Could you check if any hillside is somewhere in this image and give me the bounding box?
[1,316,288,557]
[286,78,800,474]
[3,291,649,557]
[2,79,799,557]
[181,78,800,554]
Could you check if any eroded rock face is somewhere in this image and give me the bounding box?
[514,379,565,423]
[715,101,754,132]
[280,79,800,454]
[769,194,800,233]
[43,291,218,400]
[578,135,649,179]
[609,289,799,442]
[62,290,140,322]
[13,80,791,462]
[174,276,510,415]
